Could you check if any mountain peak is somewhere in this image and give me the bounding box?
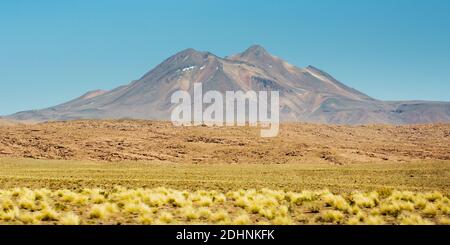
[228,44,274,64]
[241,44,269,57]
[153,48,206,71]
[174,48,204,57]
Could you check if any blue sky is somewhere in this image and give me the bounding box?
[1,0,449,115]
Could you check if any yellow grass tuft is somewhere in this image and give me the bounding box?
[422,203,438,217]
[319,210,344,224]
[139,213,154,225]
[437,217,450,225]
[60,212,80,225]
[209,209,229,223]
[88,204,108,219]
[399,213,433,225]
[180,206,200,221]
[36,207,60,222]
[157,212,174,224]
[365,215,385,225]
[272,216,293,225]
[232,214,252,225]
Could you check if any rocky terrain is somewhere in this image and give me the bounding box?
[0,120,449,163]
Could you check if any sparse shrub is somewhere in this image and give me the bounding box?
[60,213,80,225]
[437,202,450,215]
[260,195,279,207]
[351,192,377,208]
[167,193,188,207]
[365,215,385,225]
[320,210,344,224]
[370,207,381,216]
[322,193,337,207]
[18,212,39,224]
[213,193,226,204]
[158,212,174,224]
[272,216,293,225]
[346,212,365,225]
[196,196,213,207]
[90,193,106,204]
[1,198,14,212]
[399,213,433,225]
[259,208,275,220]
[379,203,402,217]
[346,217,361,225]
[422,203,438,217]
[248,202,262,214]
[123,202,149,215]
[59,190,76,202]
[278,206,289,216]
[0,207,19,221]
[58,190,88,205]
[347,206,361,215]
[11,188,24,197]
[286,192,301,205]
[36,207,59,221]
[391,191,415,202]
[209,209,229,223]
[299,190,316,202]
[233,214,252,225]
[180,206,199,221]
[305,202,322,213]
[144,194,166,207]
[18,197,37,211]
[256,220,271,225]
[437,217,450,225]
[34,189,50,201]
[294,213,309,224]
[88,204,108,219]
[376,187,393,198]
[197,207,212,219]
[424,191,443,202]
[394,200,415,212]
[322,193,350,212]
[414,197,428,210]
[234,196,248,208]
[104,202,119,214]
[139,213,154,225]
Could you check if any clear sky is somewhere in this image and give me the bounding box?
[1,0,449,115]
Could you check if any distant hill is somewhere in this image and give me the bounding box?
[0,119,23,127]
[5,45,450,124]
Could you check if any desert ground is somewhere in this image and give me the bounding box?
[0,120,449,225]
[0,120,449,163]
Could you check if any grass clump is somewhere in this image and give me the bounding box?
[232,214,252,225]
[60,212,80,225]
[319,210,344,224]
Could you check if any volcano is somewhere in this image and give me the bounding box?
[6,45,450,124]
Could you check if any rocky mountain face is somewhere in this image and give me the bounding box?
[5,45,450,124]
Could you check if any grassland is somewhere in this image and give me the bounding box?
[0,158,449,224]
[0,158,449,194]
[1,186,449,225]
